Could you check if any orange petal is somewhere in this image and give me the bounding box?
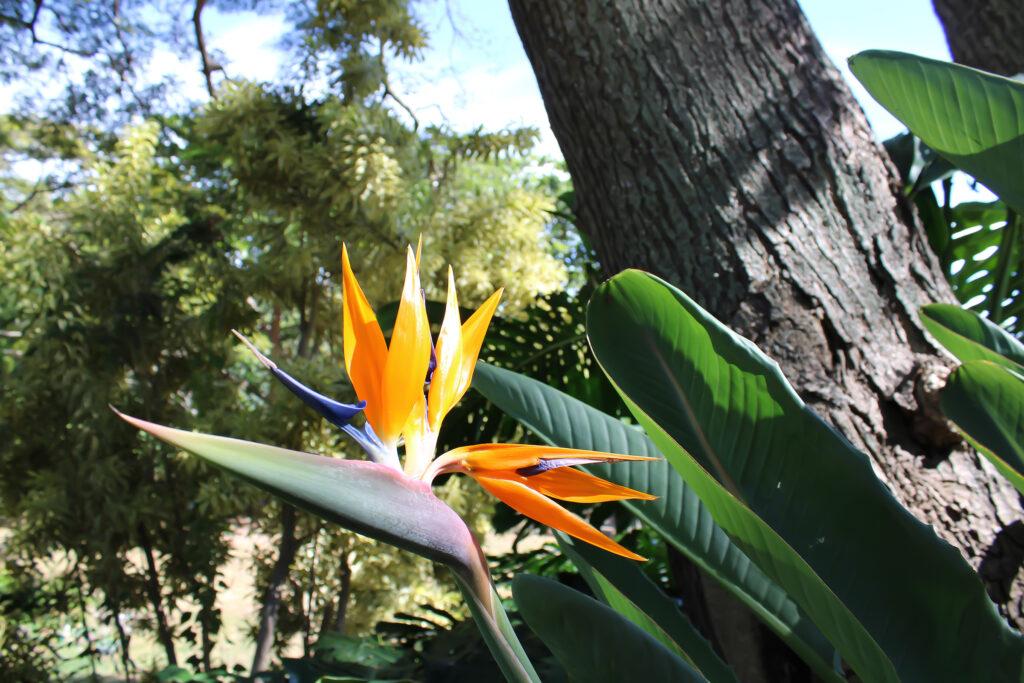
[452,443,657,472]
[427,267,463,431]
[342,245,388,433]
[402,393,432,476]
[379,247,432,445]
[454,288,503,400]
[472,473,645,561]
[515,467,657,503]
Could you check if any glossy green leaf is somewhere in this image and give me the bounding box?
[920,303,1024,373]
[556,532,737,683]
[472,362,839,680]
[587,270,1024,683]
[942,360,1024,495]
[849,50,1024,210]
[512,574,704,683]
[114,411,539,683]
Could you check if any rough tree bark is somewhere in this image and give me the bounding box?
[509,0,1024,673]
[932,0,1024,76]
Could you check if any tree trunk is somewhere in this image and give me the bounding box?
[509,0,1024,663]
[138,523,177,666]
[932,0,1024,76]
[109,601,134,683]
[251,505,299,675]
[331,551,353,633]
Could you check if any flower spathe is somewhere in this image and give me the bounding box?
[337,245,657,561]
[173,244,655,561]
[111,244,653,682]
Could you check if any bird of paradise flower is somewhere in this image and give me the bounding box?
[114,243,656,681]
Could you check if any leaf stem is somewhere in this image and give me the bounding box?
[453,571,540,683]
[990,209,1019,324]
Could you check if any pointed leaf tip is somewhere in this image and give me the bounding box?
[112,410,489,574]
[232,329,276,369]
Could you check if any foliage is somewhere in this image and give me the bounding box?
[884,132,1023,332]
[854,51,1024,500]
[850,50,1024,211]
[0,1,576,674]
[8,8,1024,683]
[475,271,1024,682]
[512,574,702,683]
[857,52,1024,333]
[555,532,735,683]
[471,363,838,680]
[918,304,1024,496]
[0,0,424,128]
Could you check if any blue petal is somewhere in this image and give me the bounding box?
[516,457,605,477]
[341,422,389,462]
[272,366,366,428]
[233,330,365,429]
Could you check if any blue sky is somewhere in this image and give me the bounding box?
[188,0,955,158]
[3,1,958,164]
[388,0,954,154]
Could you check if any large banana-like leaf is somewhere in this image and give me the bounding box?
[920,303,1024,373]
[512,574,704,683]
[849,50,1024,211]
[942,360,1024,494]
[471,362,839,680]
[114,411,539,683]
[586,270,1024,683]
[555,532,736,683]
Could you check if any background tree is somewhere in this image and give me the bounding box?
[508,0,1024,677]
[932,0,1024,76]
[0,1,574,676]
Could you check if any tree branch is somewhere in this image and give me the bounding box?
[192,0,216,98]
[1,1,100,58]
[378,49,418,130]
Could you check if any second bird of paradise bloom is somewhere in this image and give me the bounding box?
[232,243,656,561]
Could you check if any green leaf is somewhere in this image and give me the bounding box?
[942,360,1024,495]
[938,205,1023,331]
[555,532,737,683]
[848,50,1024,210]
[920,303,1024,372]
[587,270,1024,683]
[454,574,540,683]
[512,574,704,683]
[155,666,195,682]
[472,362,839,681]
[114,410,539,683]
